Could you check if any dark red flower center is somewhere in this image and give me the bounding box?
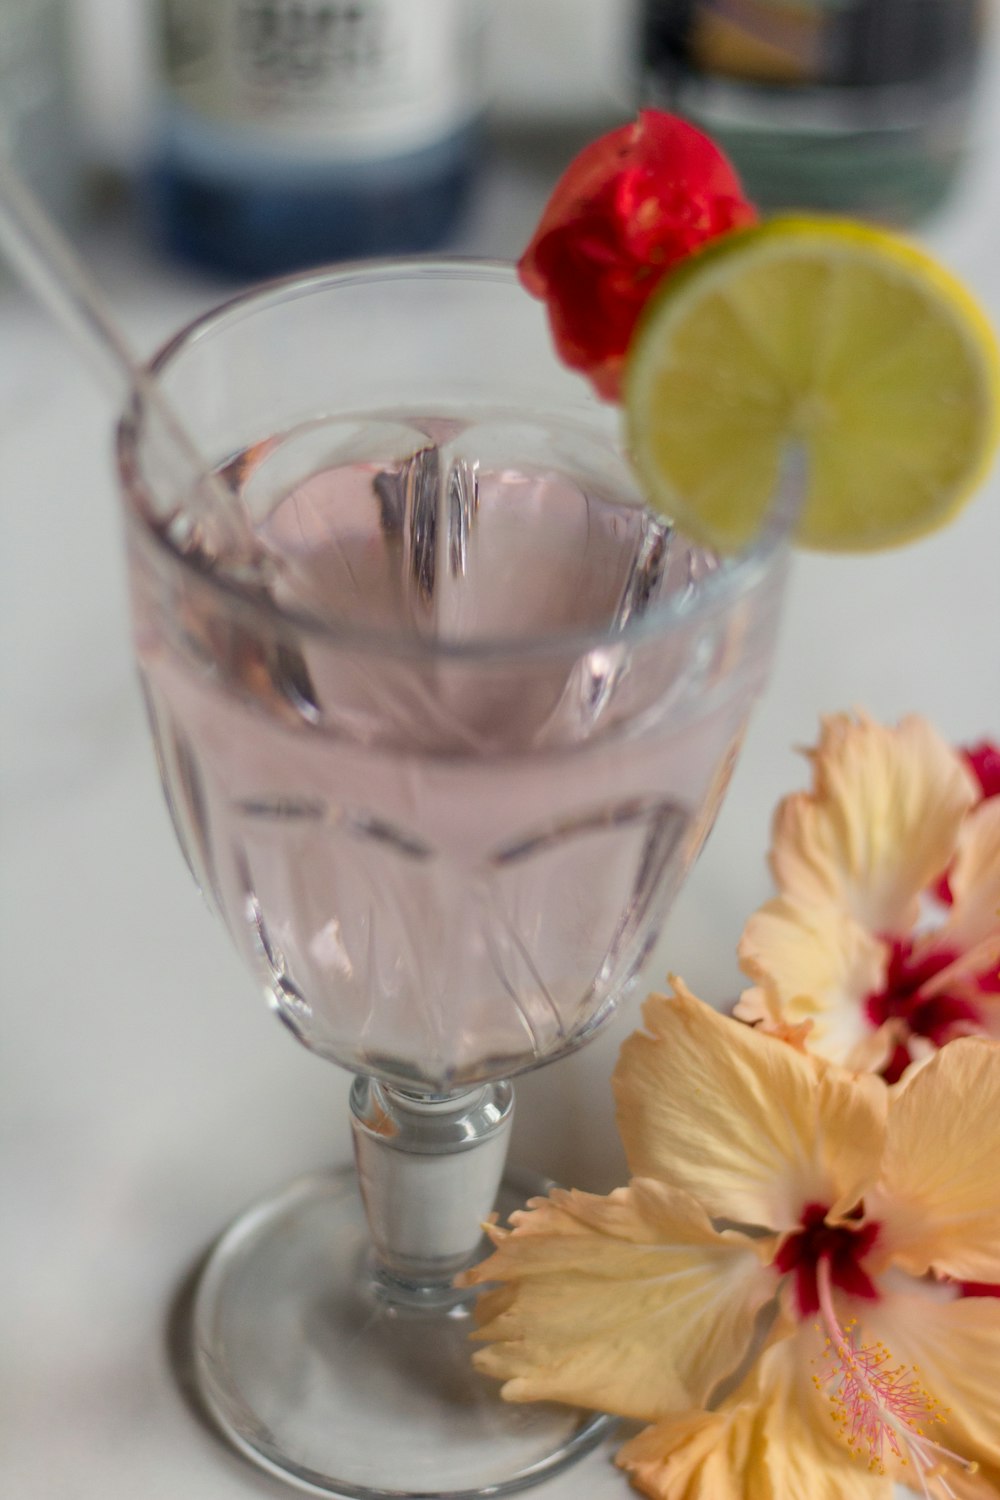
[959,1280,1000,1298]
[864,938,981,1082]
[964,740,1000,800]
[775,1202,880,1317]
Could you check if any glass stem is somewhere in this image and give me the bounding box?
[349,1076,514,1301]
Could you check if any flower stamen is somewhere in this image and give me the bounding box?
[812,1258,976,1497]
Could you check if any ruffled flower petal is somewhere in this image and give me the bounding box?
[617,1330,888,1500]
[869,1038,1000,1282]
[614,982,887,1232]
[459,1178,776,1420]
[754,1016,818,1053]
[769,713,975,935]
[617,1410,751,1500]
[737,896,888,1067]
[932,798,1000,979]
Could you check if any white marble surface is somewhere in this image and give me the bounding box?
[5,76,1000,1500]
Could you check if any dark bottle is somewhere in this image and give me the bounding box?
[639,0,985,224]
[148,0,488,278]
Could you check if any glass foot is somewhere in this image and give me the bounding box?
[190,1165,616,1497]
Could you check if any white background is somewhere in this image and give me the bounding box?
[3,3,1000,1498]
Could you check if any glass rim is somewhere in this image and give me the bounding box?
[117,255,795,664]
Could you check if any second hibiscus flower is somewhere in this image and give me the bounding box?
[737,712,1000,1080]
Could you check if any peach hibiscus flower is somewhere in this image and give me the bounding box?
[461,987,1000,1500]
[736,713,1000,1080]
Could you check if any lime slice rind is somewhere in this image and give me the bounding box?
[623,216,1000,555]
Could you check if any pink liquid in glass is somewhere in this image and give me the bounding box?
[132,416,769,1090]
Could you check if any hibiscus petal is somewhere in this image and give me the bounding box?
[617,1410,751,1500]
[856,1274,1000,1487]
[769,713,975,934]
[615,983,887,1231]
[934,798,1000,974]
[870,1037,1000,1281]
[924,1468,1000,1500]
[617,1331,887,1500]
[459,1178,776,1420]
[737,896,887,1066]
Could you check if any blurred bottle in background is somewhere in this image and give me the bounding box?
[147,0,488,277]
[638,0,987,224]
[0,0,81,224]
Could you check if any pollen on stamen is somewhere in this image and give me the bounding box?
[816,1324,947,1478]
[813,1258,976,1499]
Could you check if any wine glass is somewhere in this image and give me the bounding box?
[117,260,791,1499]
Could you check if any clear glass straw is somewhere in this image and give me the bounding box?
[0,153,252,558]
